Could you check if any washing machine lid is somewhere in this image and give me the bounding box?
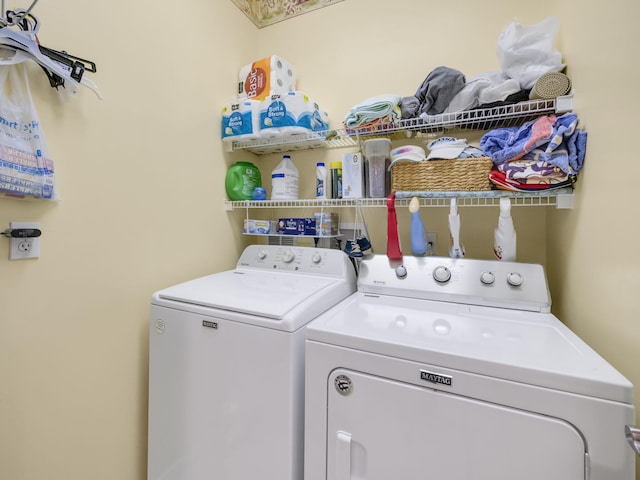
[156,269,338,324]
[307,293,633,403]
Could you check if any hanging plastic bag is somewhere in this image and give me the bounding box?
[497,16,565,90]
[0,62,55,199]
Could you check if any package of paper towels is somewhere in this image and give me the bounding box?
[221,100,261,142]
[238,55,296,101]
[259,91,329,138]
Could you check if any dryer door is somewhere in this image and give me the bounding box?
[326,369,586,480]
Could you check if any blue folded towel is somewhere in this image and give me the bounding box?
[481,112,587,174]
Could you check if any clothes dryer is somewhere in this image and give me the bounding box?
[305,254,636,480]
[148,245,356,480]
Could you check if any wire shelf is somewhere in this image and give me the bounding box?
[228,95,573,154]
[225,188,574,211]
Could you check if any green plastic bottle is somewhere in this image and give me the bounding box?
[225,161,262,200]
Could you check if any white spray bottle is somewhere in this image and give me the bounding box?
[494,197,517,261]
[448,198,465,258]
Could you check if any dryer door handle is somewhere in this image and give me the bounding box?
[625,425,640,455]
[336,431,352,480]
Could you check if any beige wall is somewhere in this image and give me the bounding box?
[1,0,639,479]
[0,1,257,479]
[255,0,554,263]
[549,0,640,462]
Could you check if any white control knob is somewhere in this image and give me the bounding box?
[257,249,268,260]
[282,249,296,263]
[395,265,407,278]
[507,272,523,287]
[480,271,495,285]
[311,251,322,264]
[433,266,452,283]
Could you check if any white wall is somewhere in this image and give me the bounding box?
[2,0,639,479]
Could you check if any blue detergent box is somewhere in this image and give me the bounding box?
[278,217,316,235]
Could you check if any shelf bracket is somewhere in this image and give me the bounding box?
[555,194,574,209]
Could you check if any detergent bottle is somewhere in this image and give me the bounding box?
[494,197,517,261]
[409,196,427,256]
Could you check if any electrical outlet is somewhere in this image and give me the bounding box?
[9,221,40,260]
[425,232,437,256]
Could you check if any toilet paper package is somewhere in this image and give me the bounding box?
[287,92,328,134]
[238,55,296,101]
[259,94,285,138]
[221,100,261,142]
[259,92,328,138]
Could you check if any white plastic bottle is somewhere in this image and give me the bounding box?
[315,162,327,199]
[271,154,299,200]
[494,197,517,261]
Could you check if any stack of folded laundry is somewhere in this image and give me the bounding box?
[343,94,402,132]
[480,112,587,192]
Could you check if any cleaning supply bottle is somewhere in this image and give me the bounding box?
[330,161,342,199]
[448,198,465,258]
[386,193,403,261]
[315,162,327,199]
[409,196,427,256]
[494,197,517,261]
[271,154,299,200]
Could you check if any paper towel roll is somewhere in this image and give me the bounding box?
[221,100,261,142]
[238,55,296,101]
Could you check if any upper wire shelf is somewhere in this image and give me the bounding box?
[227,95,574,155]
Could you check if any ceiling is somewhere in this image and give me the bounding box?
[231,0,344,28]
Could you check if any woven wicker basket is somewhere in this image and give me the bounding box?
[391,157,493,192]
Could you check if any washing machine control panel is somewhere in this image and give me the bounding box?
[358,254,551,312]
[237,245,354,277]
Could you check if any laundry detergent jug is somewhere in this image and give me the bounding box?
[225,161,262,200]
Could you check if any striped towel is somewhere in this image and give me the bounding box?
[344,94,401,128]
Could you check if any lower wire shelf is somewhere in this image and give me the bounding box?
[242,233,342,238]
[225,188,574,210]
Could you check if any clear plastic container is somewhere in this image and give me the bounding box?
[363,138,391,198]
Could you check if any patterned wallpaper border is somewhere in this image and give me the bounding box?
[231,0,344,28]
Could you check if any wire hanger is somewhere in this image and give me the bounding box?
[0,0,101,98]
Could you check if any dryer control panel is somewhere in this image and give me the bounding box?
[357,254,551,312]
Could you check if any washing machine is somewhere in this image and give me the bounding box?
[148,244,356,480]
[304,254,636,480]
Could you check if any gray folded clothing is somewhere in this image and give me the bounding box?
[401,96,420,119]
[414,66,466,116]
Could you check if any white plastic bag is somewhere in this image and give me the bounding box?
[497,17,565,90]
[0,62,55,199]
